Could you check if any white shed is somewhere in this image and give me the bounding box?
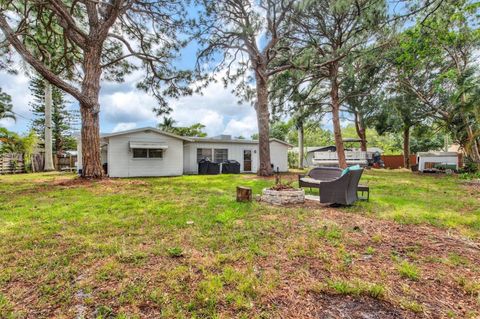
[417,152,459,172]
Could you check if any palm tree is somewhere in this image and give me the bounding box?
[0,88,15,122]
[158,116,176,132]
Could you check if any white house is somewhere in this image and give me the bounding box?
[77,127,291,177]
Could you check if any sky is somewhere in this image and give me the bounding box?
[0,54,261,138]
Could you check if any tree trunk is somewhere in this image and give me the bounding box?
[457,64,480,164]
[298,120,304,169]
[403,126,410,168]
[55,135,64,166]
[329,63,347,169]
[80,48,104,178]
[466,124,480,162]
[255,70,272,176]
[44,81,55,171]
[354,111,367,152]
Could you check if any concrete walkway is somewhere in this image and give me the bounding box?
[305,194,319,202]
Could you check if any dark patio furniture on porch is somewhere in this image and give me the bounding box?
[298,167,365,205]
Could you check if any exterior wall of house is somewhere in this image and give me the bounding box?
[183,143,193,173]
[183,141,290,174]
[107,131,184,177]
[269,141,289,172]
[183,141,259,174]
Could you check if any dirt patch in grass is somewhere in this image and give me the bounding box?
[272,293,407,319]
[242,171,300,181]
[5,176,150,196]
[52,177,148,188]
[462,181,480,197]
[313,294,406,318]
[258,206,480,318]
[314,294,405,319]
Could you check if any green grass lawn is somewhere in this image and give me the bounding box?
[0,170,479,318]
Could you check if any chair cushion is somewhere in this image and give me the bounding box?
[341,164,362,176]
[300,177,322,184]
[301,176,337,184]
[341,167,350,176]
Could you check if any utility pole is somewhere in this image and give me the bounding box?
[44,81,55,171]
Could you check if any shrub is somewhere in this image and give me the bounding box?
[460,157,479,174]
[288,151,299,169]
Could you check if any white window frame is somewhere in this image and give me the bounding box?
[132,148,164,159]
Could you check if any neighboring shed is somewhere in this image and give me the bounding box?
[417,152,459,172]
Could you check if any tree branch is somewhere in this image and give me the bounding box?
[0,14,85,103]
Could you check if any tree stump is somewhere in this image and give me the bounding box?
[236,186,252,202]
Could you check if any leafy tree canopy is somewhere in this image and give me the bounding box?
[158,117,207,137]
[0,88,14,123]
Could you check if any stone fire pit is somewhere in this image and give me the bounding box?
[261,188,305,205]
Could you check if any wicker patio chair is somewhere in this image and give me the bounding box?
[318,169,364,205]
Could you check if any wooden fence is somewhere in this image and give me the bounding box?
[56,155,77,171]
[381,154,463,169]
[0,153,76,174]
[0,154,25,174]
[381,155,417,169]
[32,153,44,172]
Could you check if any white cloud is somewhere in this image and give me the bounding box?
[101,90,157,123]
[0,71,33,131]
[223,113,258,138]
[98,72,258,137]
[166,69,257,137]
[0,118,15,128]
[112,122,137,132]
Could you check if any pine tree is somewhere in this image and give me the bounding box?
[29,76,78,161]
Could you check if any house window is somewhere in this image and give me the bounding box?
[197,148,212,162]
[149,149,163,158]
[133,148,148,158]
[132,149,163,159]
[214,149,228,162]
